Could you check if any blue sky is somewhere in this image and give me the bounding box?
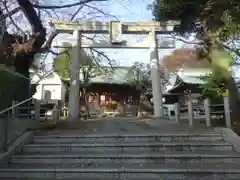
[48,0,185,70]
[41,0,240,78]
[98,0,180,66]
[48,0,240,78]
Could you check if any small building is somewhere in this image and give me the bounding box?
[63,66,144,117]
[30,70,66,105]
[164,68,211,106]
[145,68,210,104]
[144,68,211,116]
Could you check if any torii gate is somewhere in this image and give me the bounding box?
[51,20,179,120]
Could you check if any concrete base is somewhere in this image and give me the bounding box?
[152,116,169,120]
[214,127,240,153]
[137,112,152,119]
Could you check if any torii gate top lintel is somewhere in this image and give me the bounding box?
[51,19,180,35]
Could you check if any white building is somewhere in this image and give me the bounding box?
[30,70,66,103]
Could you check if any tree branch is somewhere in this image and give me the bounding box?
[32,0,107,9]
[3,7,22,19]
[48,49,67,55]
[70,5,84,20]
[3,2,24,35]
[39,5,84,53]
[16,0,46,49]
[170,33,203,45]
[39,30,58,52]
[221,43,240,57]
[84,4,119,20]
[90,48,115,68]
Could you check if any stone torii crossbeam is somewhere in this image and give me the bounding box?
[51,20,179,120]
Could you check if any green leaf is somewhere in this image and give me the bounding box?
[53,49,115,85]
[211,49,233,81]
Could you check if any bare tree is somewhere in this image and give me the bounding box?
[0,0,119,110]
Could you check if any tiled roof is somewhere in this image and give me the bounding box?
[83,67,137,84]
[163,68,211,93]
[176,68,211,85]
[61,66,143,84]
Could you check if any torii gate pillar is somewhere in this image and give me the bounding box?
[68,30,81,121]
[149,31,164,118]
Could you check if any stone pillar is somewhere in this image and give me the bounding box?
[204,98,211,127]
[34,100,40,121]
[174,103,180,123]
[188,100,193,128]
[11,101,17,117]
[68,30,81,120]
[223,96,231,128]
[149,31,164,118]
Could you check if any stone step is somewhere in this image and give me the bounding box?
[20,141,232,153]
[0,178,189,180]
[4,163,175,169]
[1,164,240,179]
[11,151,240,164]
[0,179,212,180]
[4,162,240,170]
[0,178,239,180]
[32,133,223,144]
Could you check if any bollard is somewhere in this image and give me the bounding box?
[223,96,231,128]
[204,98,211,127]
[52,105,60,123]
[43,105,59,129]
[188,100,193,128]
[52,109,60,121]
[174,103,180,123]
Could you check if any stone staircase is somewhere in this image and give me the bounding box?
[1,131,240,179]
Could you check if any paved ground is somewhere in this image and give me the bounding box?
[38,118,214,135]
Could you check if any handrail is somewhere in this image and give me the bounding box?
[1,65,30,80]
[0,97,33,115]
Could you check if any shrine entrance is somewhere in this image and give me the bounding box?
[51,20,179,120]
[84,83,140,117]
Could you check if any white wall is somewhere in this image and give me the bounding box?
[31,73,40,84]
[31,72,65,102]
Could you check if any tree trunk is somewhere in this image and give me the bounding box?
[0,84,15,111]
[136,95,141,116]
[225,76,240,125]
[136,90,143,116]
[14,55,31,101]
[200,19,240,125]
[0,1,46,113]
[80,87,90,118]
[14,54,33,114]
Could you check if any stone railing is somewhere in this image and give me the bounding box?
[174,97,231,128]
